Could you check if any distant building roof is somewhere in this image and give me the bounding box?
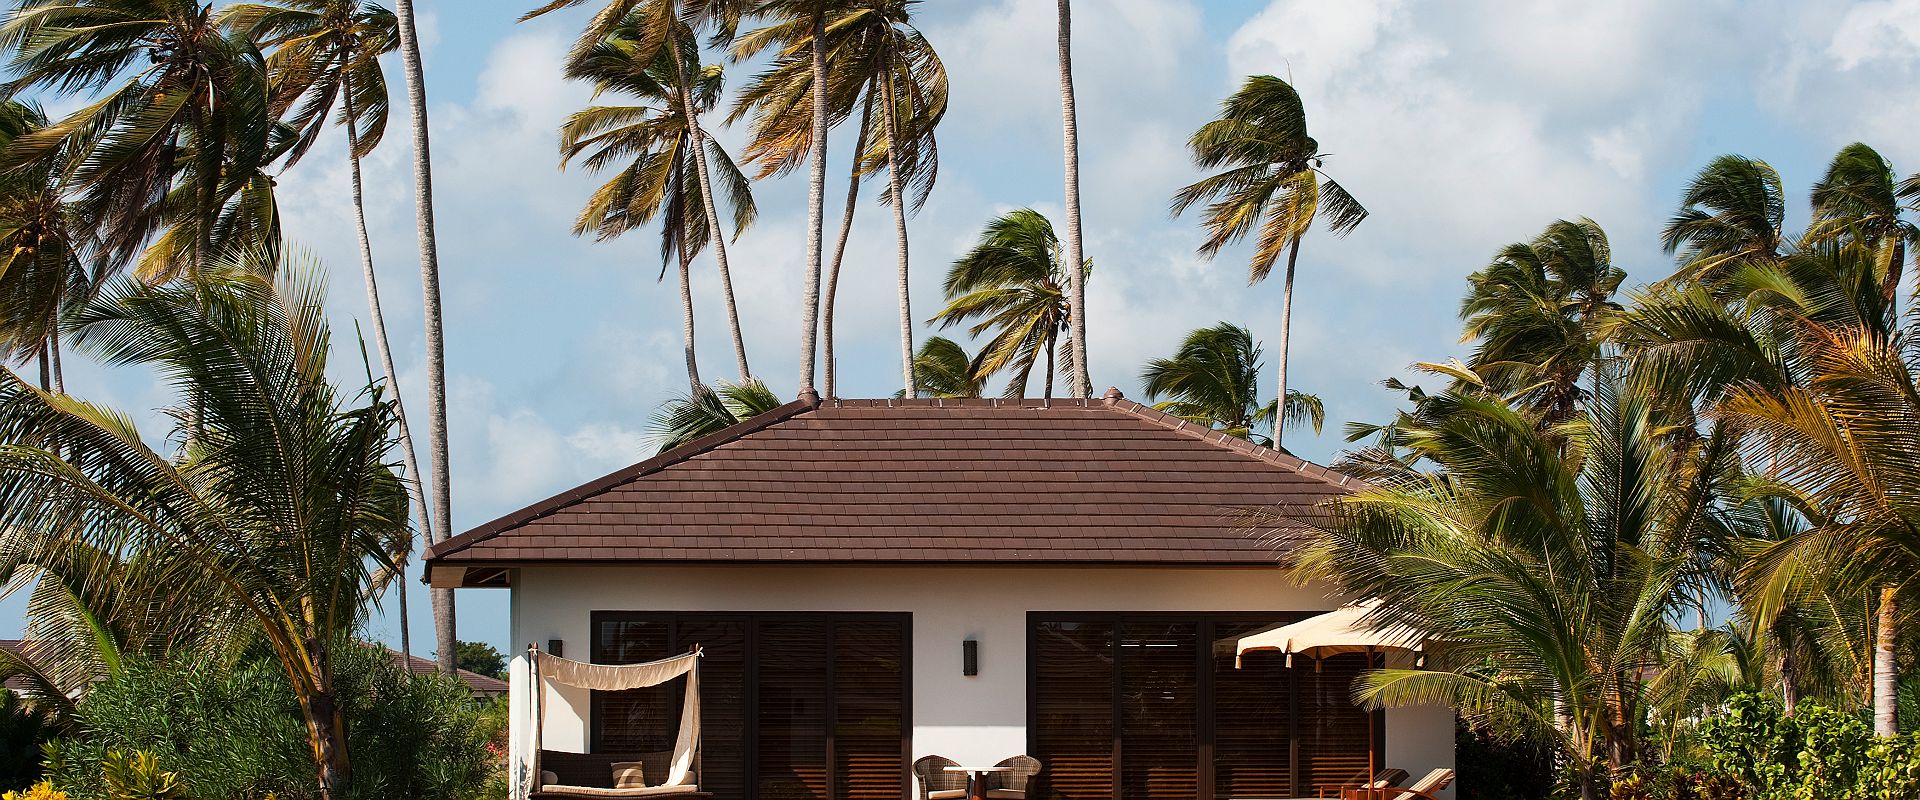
[426,393,1354,587]
[387,648,509,697]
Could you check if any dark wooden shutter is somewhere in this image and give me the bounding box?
[833,619,907,800]
[676,618,749,800]
[1212,626,1291,800]
[1119,621,1198,800]
[1032,620,1116,800]
[594,619,674,753]
[757,620,831,800]
[1298,654,1375,795]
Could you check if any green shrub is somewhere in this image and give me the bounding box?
[1692,692,1920,800]
[101,752,183,800]
[43,642,497,800]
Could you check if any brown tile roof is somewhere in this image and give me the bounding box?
[386,648,509,696]
[424,393,1353,582]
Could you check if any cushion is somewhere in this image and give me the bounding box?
[543,771,560,786]
[534,785,708,798]
[986,791,1027,799]
[612,762,647,789]
[929,790,969,800]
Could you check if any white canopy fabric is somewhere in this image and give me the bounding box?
[1233,600,1421,667]
[525,648,702,799]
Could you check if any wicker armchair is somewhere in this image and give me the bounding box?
[913,755,970,800]
[984,755,1042,799]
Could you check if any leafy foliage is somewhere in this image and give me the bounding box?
[1140,321,1322,444]
[40,644,494,800]
[453,641,507,681]
[646,378,782,453]
[0,690,56,793]
[928,208,1085,399]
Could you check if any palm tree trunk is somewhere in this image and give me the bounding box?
[675,223,702,392]
[1883,237,1905,310]
[879,64,915,398]
[1273,237,1301,448]
[1875,584,1898,735]
[798,9,830,400]
[1042,335,1055,403]
[48,324,61,395]
[300,684,351,799]
[1056,0,1089,399]
[393,0,458,675]
[666,30,751,381]
[36,340,50,392]
[823,96,873,400]
[345,98,430,665]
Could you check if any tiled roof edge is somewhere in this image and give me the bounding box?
[1100,395,1356,490]
[424,395,821,563]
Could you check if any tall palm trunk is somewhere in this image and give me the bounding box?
[879,62,914,397]
[1273,237,1300,448]
[1875,584,1898,735]
[823,96,873,400]
[36,340,50,392]
[345,95,429,663]
[675,218,702,391]
[1042,334,1055,403]
[393,0,457,674]
[797,9,829,400]
[1056,0,1089,399]
[1882,238,1906,310]
[48,322,60,395]
[666,30,750,381]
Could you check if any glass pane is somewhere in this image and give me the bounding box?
[677,618,748,800]
[1119,621,1198,800]
[1298,653,1377,795]
[594,619,676,753]
[1032,620,1116,800]
[835,620,907,800]
[1213,622,1294,800]
[757,620,830,800]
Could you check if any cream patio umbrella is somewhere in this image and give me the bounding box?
[1232,600,1423,785]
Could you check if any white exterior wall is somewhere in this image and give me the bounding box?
[506,564,1454,799]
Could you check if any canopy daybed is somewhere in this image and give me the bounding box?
[522,645,710,800]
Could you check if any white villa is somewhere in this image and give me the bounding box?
[424,393,1456,800]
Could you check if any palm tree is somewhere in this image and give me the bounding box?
[1722,313,1920,736]
[1172,75,1367,448]
[1808,143,1917,306]
[223,0,426,660]
[0,254,413,798]
[1294,373,1737,799]
[556,16,757,392]
[1056,0,1088,399]
[527,0,757,381]
[647,378,781,451]
[1661,154,1786,289]
[733,0,945,399]
[1140,321,1323,447]
[728,0,954,398]
[1458,218,1625,425]
[908,336,980,398]
[928,209,1086,399]
[0,102,95,394]
[0,0,279,277]
[387,0,457,675]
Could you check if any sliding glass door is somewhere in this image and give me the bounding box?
[592,612,910,800]
[1029,613,1384,800]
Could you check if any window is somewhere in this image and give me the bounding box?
[1029,613,1385,800]
[592,612,910,800]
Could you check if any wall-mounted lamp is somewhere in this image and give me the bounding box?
[548,639,565,658]
[962,639,979,676]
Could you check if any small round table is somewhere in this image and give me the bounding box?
[944,765,1012,800]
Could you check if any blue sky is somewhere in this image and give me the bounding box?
[7,0,1920,658]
